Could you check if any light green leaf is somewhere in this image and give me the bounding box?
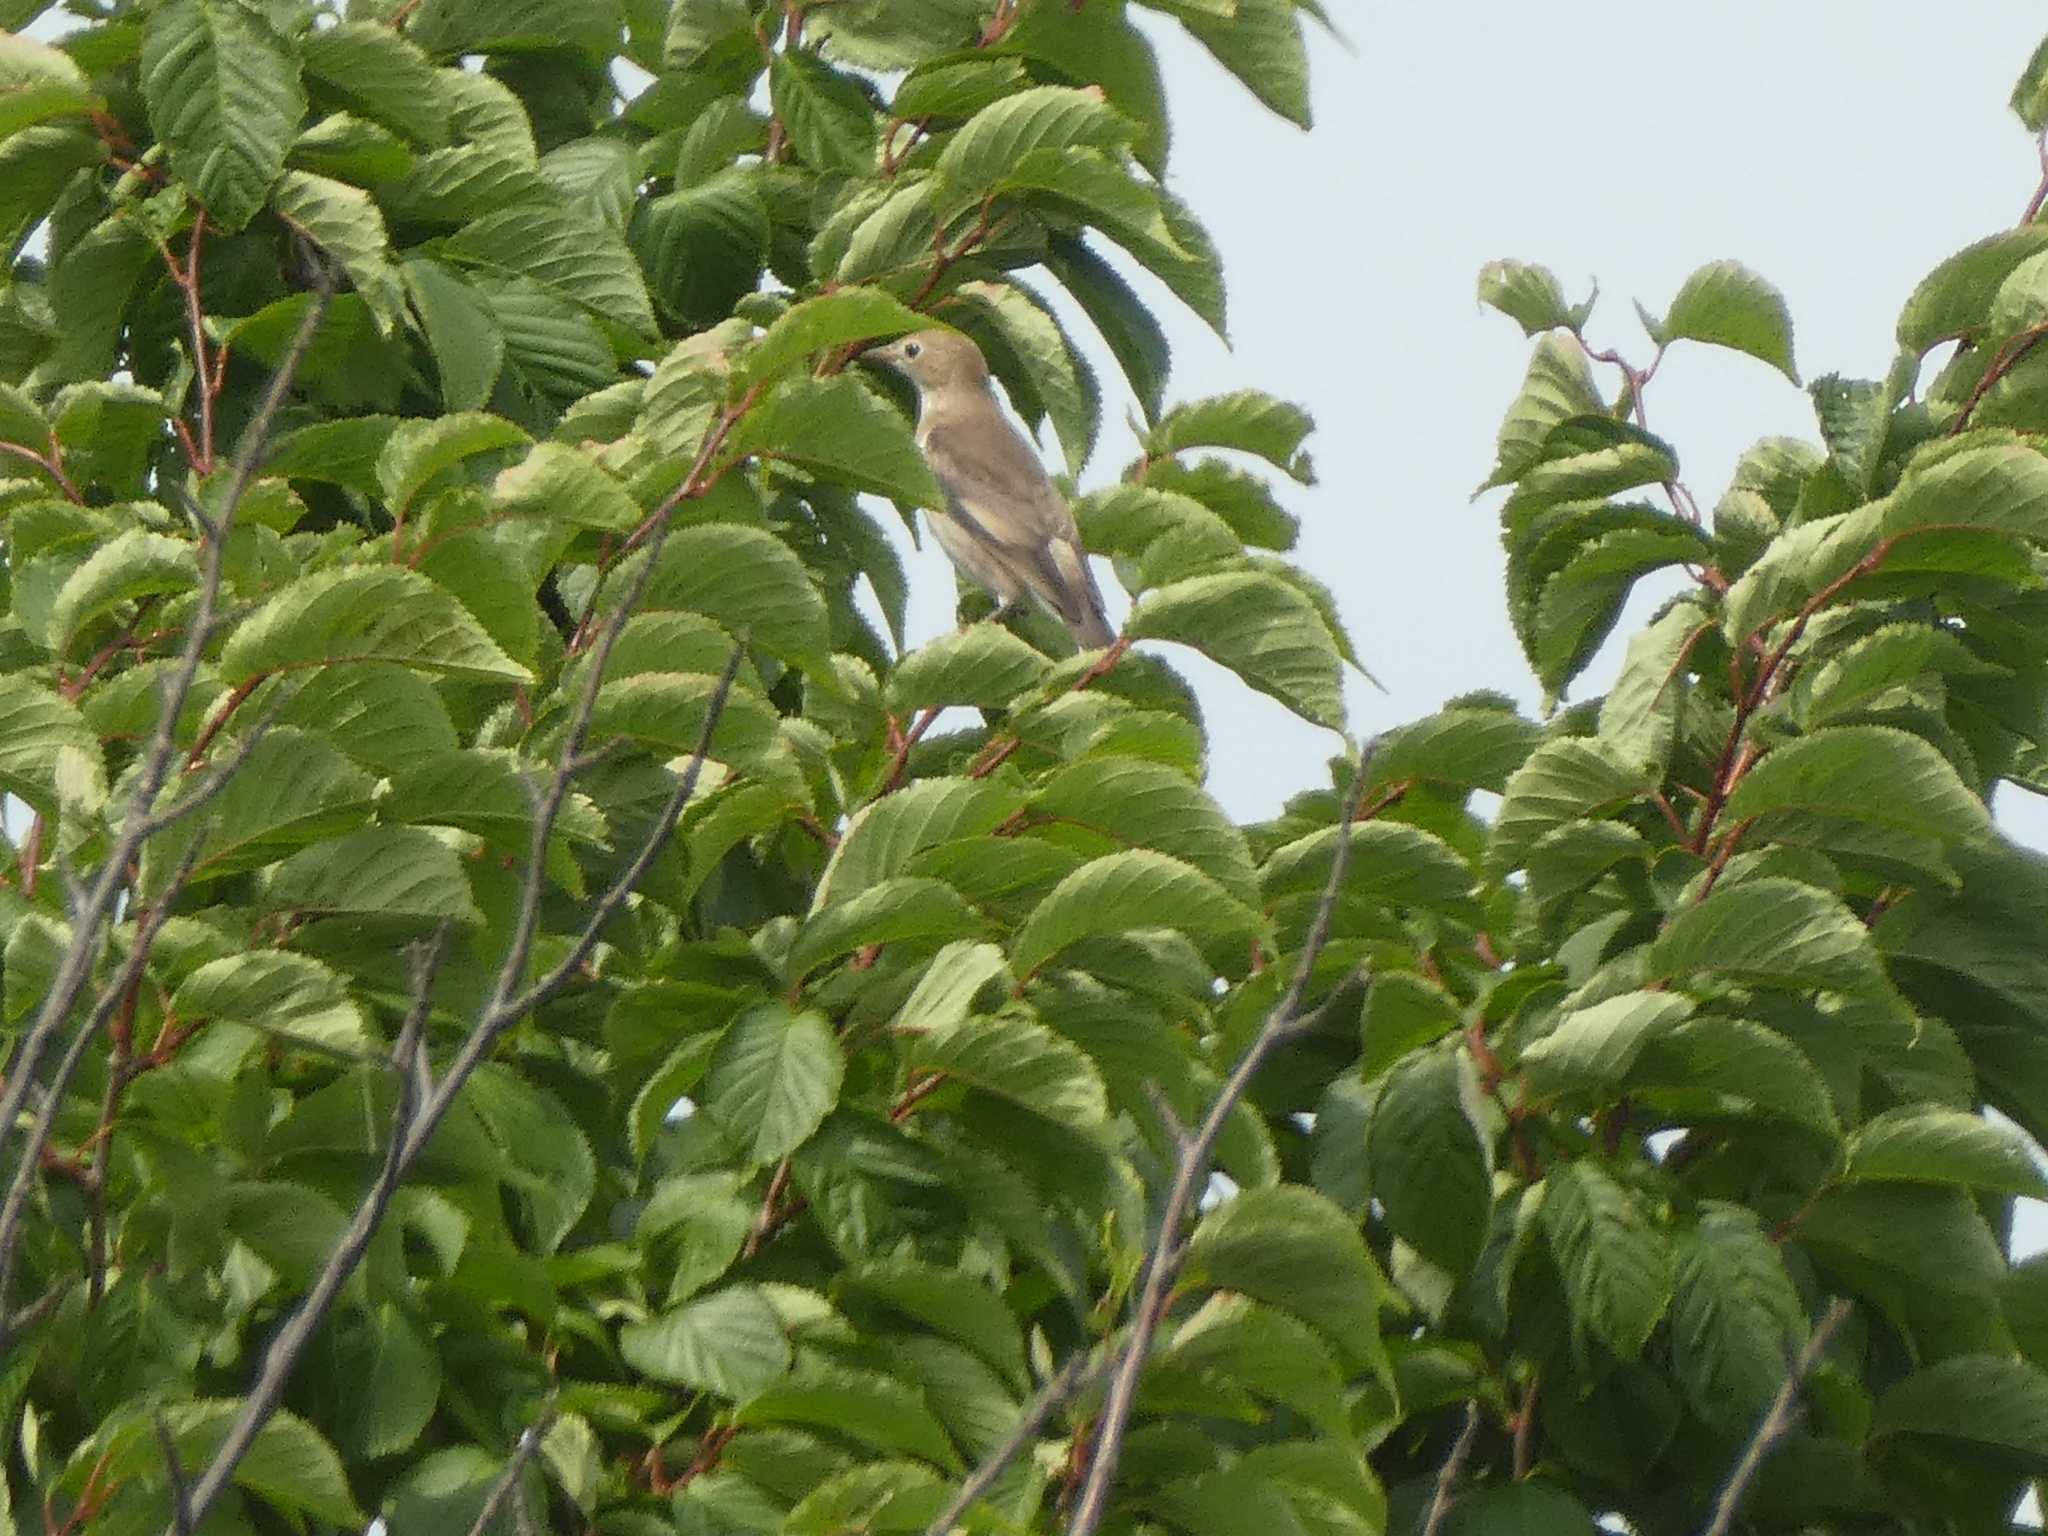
[1128,568,1344,729]
[1482,333,1606,491]
[48,529,196,661]
[739,287,928,386]
[301,21,448,147]
[220,566,532,684]
[935,85,1134,194]
[140,0,307,232]
[407,0,626,61]
[1478,258,1591,337]
[401,257,504,414]
[0,674,105,823]
[1487,735,1653,877]
[1725,724,1991,847]
[1033,756,1258,904]
[816,779,1017,906]
[263,825,482,924]
[377,411,531,517]
[1146,388,1313,483]
[787,876,986,976]
[730,374,942,506]
[1844,1105,2048,1196]
[635,523,832,671]
[1649,877,1889,998]
[1009,848,1263,977]
[769,51,878,176]
[170,951,374,1054]
[0,30,100,140]
[1175,0,1311,128]
[911,1009,1109,1129]
[1898,227,2048,354]
[1648,259,1798,383]
[621,1285,792,1399]
[491,440,639,530]
[1521,990,1696,1096]
[1875,1355,2048,1472]
[702,1002,845,1164]
[270,170,405,335]
[444,197,658,339]
[891,940,1010,1038]
[885,623,1051,710]
[1671,1203,1810,1428]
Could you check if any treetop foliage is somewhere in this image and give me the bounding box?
[0,2,2047,1534]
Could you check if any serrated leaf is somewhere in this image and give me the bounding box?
[0,674,105,823]
[401,257,504,413]
[1629,1016,1838,1134]
[1844,1105,2048,1196]
[1047,232,1170,425]
[1367,1047,1490,1275]
[1650,877,1889,998]
[635,522,831,670]
[1147,389,1313,483]
[816,779,1017,905]
[1482,333,1606,491]
[270,170,404,335]
[491,440,638,530]
[1183,1185,1390,1374]
[885,623,1051,710]
[1650,259,1798,383]
[740,287,927,386]
[171,951,373,1054]
[220,566,532,683]
[445,197,657,339]
[1898,228,2048,354]
[1488,736,1653,877]
[1176,0,1311,128]
[769,51,877,176]
[1478,258,1590,336]
[1008,848,1262,977]
[734,371,942,506]
[788,876,985,976]
[1541,1159,1674,1361]
[1671,1203,1809,1428]
[702,1002,845,1164]
[0,30,99,139]
[407,0,626,61]
[1521,990,1696,1096]
[1128,568,1344,729]
[1875,1355,2048,1472]
[140,0,306,232]
[912,1008,1109,1129]
[1725,724,1991,848]
[636,170,770,328]
[621,1285,792,1399]
[949,278,1099,478]
[377,411,531,517]
[48,529,196,660]
[301,21,448,147]
[934,85,1134,195]
[264,825,482,924]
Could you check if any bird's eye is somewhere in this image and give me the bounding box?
[904,341,922,359]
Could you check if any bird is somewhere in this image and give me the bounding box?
[866,328,1117,650]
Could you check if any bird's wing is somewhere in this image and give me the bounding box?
[919,406,1077,553]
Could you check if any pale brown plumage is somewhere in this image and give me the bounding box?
[868,328,1116,650]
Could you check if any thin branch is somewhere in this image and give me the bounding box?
[1420,1402,1483,1536]
[0,842,199,1340]
[175,930,445,1535]
[1065,746,1378,1536]
[1699,1299,1853,1536]
[464,1396,559,1536]
[0,273,332,1235]
[155,1412,195,1536]
[925,1351,1106,1536]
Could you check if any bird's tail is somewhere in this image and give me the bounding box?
[1038,536,1116,650]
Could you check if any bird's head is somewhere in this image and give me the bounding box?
[864,328,989,394]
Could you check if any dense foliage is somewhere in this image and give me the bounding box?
[3,1,2048,1533]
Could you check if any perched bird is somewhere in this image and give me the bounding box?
[867,328,1116,650]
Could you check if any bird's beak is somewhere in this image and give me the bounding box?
[856,339,903,372]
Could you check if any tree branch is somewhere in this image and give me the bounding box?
[925,1350,1106,1536]
[1699,1299,1853,1536]
[464,1396,559,1536]
[1064,747,1377,1536]
[174,929,446,1534]
[1421,1401,1483,1536]
[0,272,332,1229]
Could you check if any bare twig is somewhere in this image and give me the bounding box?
[1064,747,1377,1536]
[1421,1401,1483,1536]
[0,274,332,1242]
[154,1412,195,1536]
[464,1396,559,1536]
[925,1351,1106,1536]
[174,931,445,1534]
[1699,1299,1853,1536]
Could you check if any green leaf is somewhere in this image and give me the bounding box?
[1650,877,1890,998]
[1898,228,2048,354]
[588,672,782,762]
[301,21,448,147]
[1800,621,2005,728]
[1128,568,1345,729]
[891,940,1010,1039]
[1047,232,1171,425]
[47,529,195,661]
[140,0,307,232]
[665,0,754,68]
[491,440,638,530]
[444,197,658,339]
[783,1463,950,1536]
[769,51,877,176]
[950,278,1100,478]
[636,523,832,671]
[702,1002,845,1164]
[1671,1203,1810,1428]
[1008,848,1263,977]
[788,876,985,976]
[1367,1047,1491,1275]
[2014,33,2048,132]
[885,623,1051,710]
[0,674,105,823]
[1725,724,1990,847]
[1597,596,1709,772]
[264,826,482,924]
[1843,1105,2048,1196]
[402,257,505,413]
[407,0,627,61]
[1033,756,1258,905]
[1541,1159,1674,1361]
[1482,334,1606,491]
[736,1352,959,1469]
[1259,821,1477,919]
[637,171,771,327]
[911,1009,1109,1129]
[136,1402,361,1526]
[739,287,928,386]
[170,952,374,1055]
[1647,259,1798,383]
[292,111,414,182]
[377,411,531,517]
[1183,1185,1391,1374]
[621,1285,793,1399]
[220,566,532,684]
[836,1260,1029,1386]
[1627,1016,1838,1134]
[730,374,942,506]
[0,30,100,140]
[1795,1184,2004,1299]
[1521,990,1695,1097]
[1175,0,1311,128]
[1146,389,1313,483]
[935,85,1134,195]
[816,779,1017,906]
[1487,736,1652,877]
[1875,1355,2048,1473]
[1478,258,1591,337]
[329,1303,441,1461]
[270,170,404,336]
